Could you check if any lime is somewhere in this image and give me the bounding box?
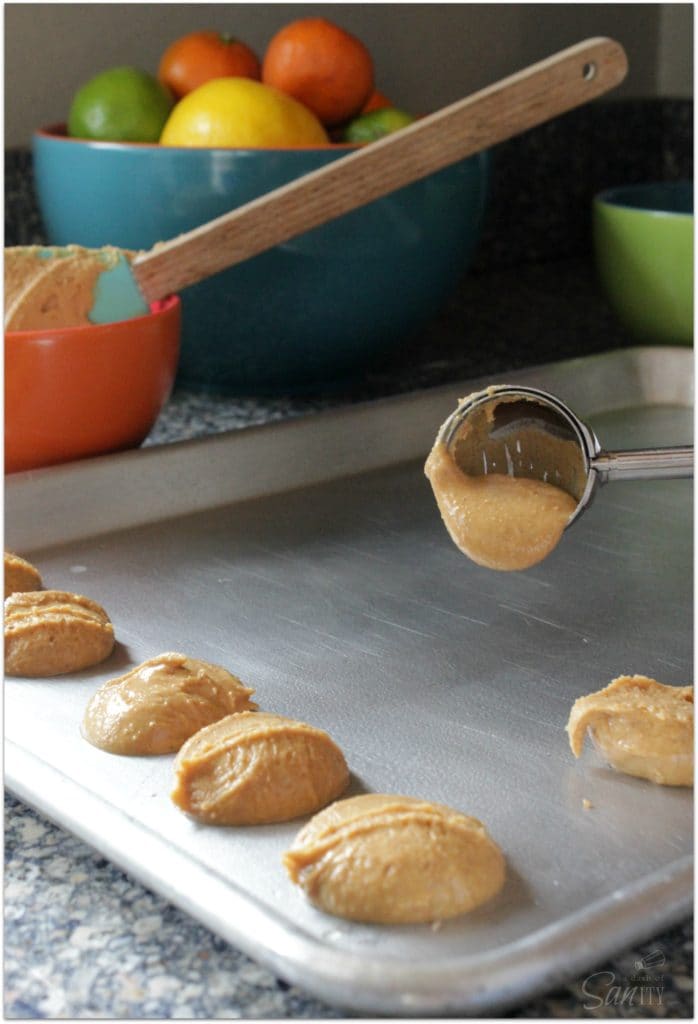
[68,67,174,143]
[159,77,328,148]
[342,106,415,144]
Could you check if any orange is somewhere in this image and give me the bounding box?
[159,30,261,98]
[362,89,393,113]
[262,17,373,127]
[68,67,174,143]
[159,77,329,148]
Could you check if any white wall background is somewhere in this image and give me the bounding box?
[5,3,694,147]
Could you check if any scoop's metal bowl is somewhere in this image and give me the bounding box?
[438,384,693,527]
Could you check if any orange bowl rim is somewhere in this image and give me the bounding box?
[5,293,181,340]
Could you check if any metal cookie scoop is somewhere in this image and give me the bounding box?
[437,385,693,527]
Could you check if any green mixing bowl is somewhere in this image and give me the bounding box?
[593,181,693,345]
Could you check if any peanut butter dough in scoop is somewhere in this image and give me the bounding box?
[82,653,256,755]
[566,675,694,786]
[5,245,131,330]
[284,793,506,924]
[425,440,577,571]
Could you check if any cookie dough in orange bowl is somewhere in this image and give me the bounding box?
[4,248,180,473]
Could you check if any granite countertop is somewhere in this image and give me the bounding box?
[4,98,693,1018]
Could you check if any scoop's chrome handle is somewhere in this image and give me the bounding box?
[592,446,694,483]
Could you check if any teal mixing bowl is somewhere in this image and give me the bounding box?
[593,181,693,346]
[33,125,489,393]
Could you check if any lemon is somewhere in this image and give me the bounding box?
[160,77,329,147]
[68,67,174,143]
[342,107,415,144]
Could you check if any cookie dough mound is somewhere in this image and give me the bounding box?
[566,675,693,786]
[82,652,257,755]
[4,551,43,598]
[171,711,349,825]
[283,793,506,924]
[5,590,114,677]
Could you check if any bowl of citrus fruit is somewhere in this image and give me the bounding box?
[33,18,488,393]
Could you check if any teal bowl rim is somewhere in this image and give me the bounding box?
[594,180,693,218]
[35,122,362,154]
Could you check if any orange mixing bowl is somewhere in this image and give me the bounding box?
[5,296,181,474]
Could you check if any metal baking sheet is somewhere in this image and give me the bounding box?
[5,347,693,1016]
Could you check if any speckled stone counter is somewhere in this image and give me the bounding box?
[5,97,693,1018]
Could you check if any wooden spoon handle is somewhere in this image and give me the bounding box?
[134,37,627,302]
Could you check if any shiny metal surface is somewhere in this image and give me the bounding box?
[5,348,693,1016]
[594,445,694,481]
[439,383,693,527]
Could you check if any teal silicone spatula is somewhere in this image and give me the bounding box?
[62,38,629,324]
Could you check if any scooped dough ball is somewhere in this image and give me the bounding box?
[4,551,42,599]
[171,711,349,825]
[283,793,506,924]
[82,652,257,755]
[566,675,693,786]
[5,590,114,676]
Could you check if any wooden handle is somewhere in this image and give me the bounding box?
[134,37,627,302]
